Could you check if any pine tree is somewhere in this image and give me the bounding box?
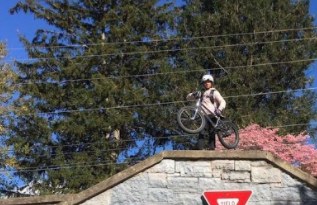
[0,41,20,196]
[175,0,317,135]
[8,0,181,194]
[7,0,317,195]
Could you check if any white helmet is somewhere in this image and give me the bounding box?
[201,74,214,83]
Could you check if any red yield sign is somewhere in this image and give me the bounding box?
[203,190,252,205]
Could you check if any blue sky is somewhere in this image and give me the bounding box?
[0,0,317,187]
[0,0,317,87]
[0,0,317,98]
[1,0,317,62]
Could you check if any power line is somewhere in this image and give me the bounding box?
[3,121,314,157]
[1,120,316,173]
[0,86,316,118]
[227,86,317,98]
[5,26,317,51]
[3,134,188,155]
[1,24,317,174]
[2,120,316,173]
[0,161,131,174]
[3,36,317,63]
[1,58,316,86]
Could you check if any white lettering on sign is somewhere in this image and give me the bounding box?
[217,198,239,205]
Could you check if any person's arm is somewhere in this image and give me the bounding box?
[186,92,196,100]
[214,91,226,110]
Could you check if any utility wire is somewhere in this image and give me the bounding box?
[3,122,314,157]
[3,120,315,153]
[3,134,189,154]
[0,161,132,174]
[1,58,316,86]
[0,28,316,171]
[3,122,316,174]
[1,24,317,174]
[1,86,316,118]
[1,121,316,172]
[0,58,316,116]
[2,36,317,63]
[5,26,317,51]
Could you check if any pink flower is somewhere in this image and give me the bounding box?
[216,124,317,177]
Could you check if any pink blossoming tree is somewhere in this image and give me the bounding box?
[216,124,317,177]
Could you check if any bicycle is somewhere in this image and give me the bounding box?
[177,95,240,149]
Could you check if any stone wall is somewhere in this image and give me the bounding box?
[1,151,317,205]
[82,158,317,205]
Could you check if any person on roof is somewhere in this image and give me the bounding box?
[187,74,226,150]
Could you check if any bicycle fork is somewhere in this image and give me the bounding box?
[190,100,201,120]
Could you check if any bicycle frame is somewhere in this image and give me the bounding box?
[177,97,240,149]
[192,97,220,129]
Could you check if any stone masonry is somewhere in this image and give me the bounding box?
[82,156,317,205]
[1,150,317,205]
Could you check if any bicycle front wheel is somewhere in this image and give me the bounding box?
[177,106,206,134]
[217,120,239,149]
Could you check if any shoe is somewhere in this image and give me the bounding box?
[208,144,215,150]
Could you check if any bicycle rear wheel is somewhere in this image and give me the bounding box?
[217,120,239,149]
[177,106,206,134]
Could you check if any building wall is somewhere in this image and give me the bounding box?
[1,151,317,205]
[82,158,317,205]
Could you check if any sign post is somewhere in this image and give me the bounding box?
[203,190,252,205]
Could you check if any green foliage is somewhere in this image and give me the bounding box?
[6,0,317,195]
[0,41,20,196]
[176,0,317,134]
[8,0,182,194]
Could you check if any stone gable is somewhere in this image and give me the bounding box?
[1,150,317,205]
